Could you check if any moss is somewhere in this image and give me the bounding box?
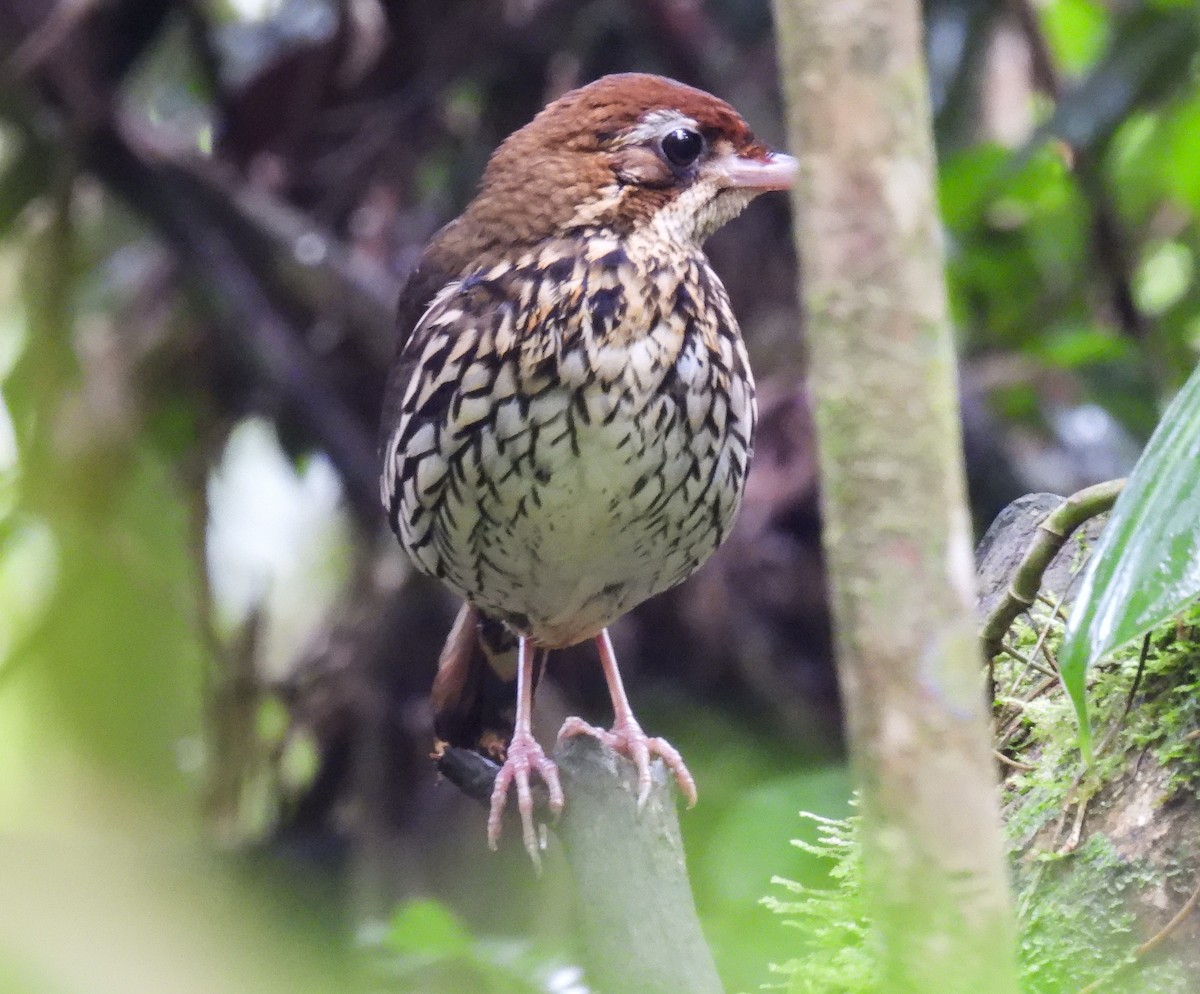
[766,818,1189,994]
[761,812,874,994]
[765,602,1200,993]
[1122,621,1200,796]
[1015,835,1187,994]
[997,601,1200,812]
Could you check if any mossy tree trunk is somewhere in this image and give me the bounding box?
[770,2,1021,991]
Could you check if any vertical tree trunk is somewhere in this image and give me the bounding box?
[769,2,1020,992]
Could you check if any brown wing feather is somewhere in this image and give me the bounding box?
[430,602,526,757]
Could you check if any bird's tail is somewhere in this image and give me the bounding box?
[431,602,542,761]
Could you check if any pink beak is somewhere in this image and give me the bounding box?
[717,151,798,191]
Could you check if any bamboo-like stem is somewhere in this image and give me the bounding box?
[980,479,1126,659]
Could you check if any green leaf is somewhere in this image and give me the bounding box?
[938,144,1007,230]
[1059,361,1200,756]
[384,899,473,960]
[1040,0,1110,76]
[1133,240,1193,316]
[1038,7,1200,154]
[1036,324,1130,369]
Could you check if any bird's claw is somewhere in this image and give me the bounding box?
[487,731,564,869]
[558,715,697,809]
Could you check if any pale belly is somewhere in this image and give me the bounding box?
[397,372,754,648]
[386,233,759,647]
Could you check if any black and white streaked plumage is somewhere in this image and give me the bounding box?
[379,73,795,864]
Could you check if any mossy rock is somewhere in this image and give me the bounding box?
[987,496,1200,993]
[769,494,1200,994]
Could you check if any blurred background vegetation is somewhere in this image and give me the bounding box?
[0,0,1198,991]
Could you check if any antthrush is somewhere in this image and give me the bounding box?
[380,73,796,864]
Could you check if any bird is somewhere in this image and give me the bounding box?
[379,72,795,865]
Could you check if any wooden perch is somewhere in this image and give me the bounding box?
[439,737,725,994]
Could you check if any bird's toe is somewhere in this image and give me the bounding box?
[487,731,560,870]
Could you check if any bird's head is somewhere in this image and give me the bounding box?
[460,73,796,254]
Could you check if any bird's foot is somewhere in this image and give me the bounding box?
[558,715,697,810]
[487,730,564,869]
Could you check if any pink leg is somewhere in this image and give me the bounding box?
[487,635,564,868]
[558,629,697,809]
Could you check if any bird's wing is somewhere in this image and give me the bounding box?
[377,225,466,461]
[379,222,533,756]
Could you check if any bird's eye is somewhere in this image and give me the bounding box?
[660,128,705,168]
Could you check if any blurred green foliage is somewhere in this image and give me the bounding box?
[372,899,570,993]
[940,1,1200,433]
